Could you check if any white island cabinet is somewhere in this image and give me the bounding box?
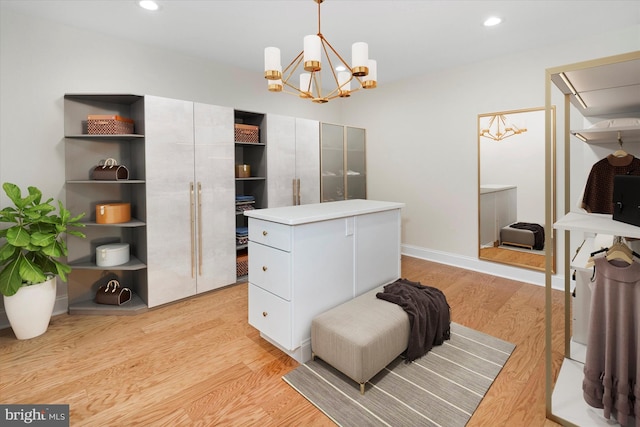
[244,199,404,363]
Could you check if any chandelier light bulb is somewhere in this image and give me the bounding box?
[351,42,369,77]
[303,35,322,72]
[300,73,313,98]
[338,71,352,97]
[264,47,282,80]
[363,59,377,89]
[267,78,283,92]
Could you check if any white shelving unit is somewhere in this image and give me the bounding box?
[545,51,640,426]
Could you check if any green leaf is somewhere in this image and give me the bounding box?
[31,232,56,248]
[51,259,71,282]
[41,241,62,258]
[6,226,31,247]
[0,258,23,296]
[27,186,43,206]
[18,254,46,284]
[2,183,21,207]
[67,230,86,239]
[0,243,18,262]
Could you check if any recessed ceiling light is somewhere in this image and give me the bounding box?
[139,1,159,11]
[484,16,502,27]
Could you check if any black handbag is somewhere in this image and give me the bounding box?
[92,158,129,180]
[612,175,640,227]
[95,280,132,305]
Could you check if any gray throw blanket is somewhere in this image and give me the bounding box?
[376,278,450,362]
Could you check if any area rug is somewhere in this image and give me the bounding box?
[283,322,515,427]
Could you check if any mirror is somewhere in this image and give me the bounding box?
[478,106,555,272]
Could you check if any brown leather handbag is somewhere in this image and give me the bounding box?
[92,158,129,180]
[95,280,132,305]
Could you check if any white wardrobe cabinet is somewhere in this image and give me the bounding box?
[266,114,320,208]
[145,96,236,307]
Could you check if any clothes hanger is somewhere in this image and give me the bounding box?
[587,237,640,281]
[612,132,628,158]
[585,236,638,268]
[605,239,634,264]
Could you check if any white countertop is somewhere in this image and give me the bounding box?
[244,199,405,225]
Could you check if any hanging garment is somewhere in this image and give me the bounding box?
[581,154,640,214]
[583,256,640,426]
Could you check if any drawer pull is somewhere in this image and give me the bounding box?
[262,230,268,236]
[262,311,268,317]
[262,266,268,272]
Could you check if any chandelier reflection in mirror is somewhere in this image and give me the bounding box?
[479,114,528,141]
[263,0,377,104]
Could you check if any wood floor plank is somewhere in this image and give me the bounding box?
[0,256,564,426]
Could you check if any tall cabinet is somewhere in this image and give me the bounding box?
[145,96,236,307]
[320,123,367,202]
[266,114,320,208]
[64,94,236,313]
[544,52,640,426]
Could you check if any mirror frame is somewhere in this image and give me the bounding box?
[477,106,556,273]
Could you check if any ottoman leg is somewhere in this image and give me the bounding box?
[360,383,365,395]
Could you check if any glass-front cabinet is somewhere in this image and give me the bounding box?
[320,123,367,202]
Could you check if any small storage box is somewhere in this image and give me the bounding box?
[234,124,259,143]
[87,115,134,135]
[235,164,251,178]
[96,243,130,267]
[96,203,131,224]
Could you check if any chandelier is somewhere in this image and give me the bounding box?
[263,0,377,104]
[479,114,527,141]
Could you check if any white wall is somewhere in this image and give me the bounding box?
[0,6,639,327]
[341,25,640,285]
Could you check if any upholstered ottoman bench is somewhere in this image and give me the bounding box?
[310,286,410,394]
[500,225,536,249]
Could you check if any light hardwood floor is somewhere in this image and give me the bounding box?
[1,256,566,426]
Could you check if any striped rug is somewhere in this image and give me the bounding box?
[283,322,515,427]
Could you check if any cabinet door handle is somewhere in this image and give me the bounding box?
[292,178,301,206]
[262,230,268,236]
[190,182,195,278]
[262,266,268,272]
[197,182,203,276]
[262,311,268,317]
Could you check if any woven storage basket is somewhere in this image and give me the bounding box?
[88,115,134,135]
[234,124,259,143]
[236,254,249,277]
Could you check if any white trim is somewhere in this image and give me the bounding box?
[401,244,566,290]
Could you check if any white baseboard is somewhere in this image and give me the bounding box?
[401,244,566,291]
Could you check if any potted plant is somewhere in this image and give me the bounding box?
[0,182,85,339]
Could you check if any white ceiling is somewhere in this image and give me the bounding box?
[1,0,639,85]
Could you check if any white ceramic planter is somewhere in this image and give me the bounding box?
[3,276,56,340]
